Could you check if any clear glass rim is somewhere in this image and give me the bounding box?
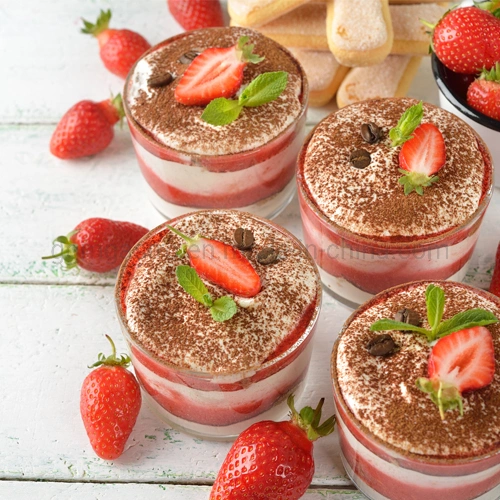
[296,102,494,251]
[115,209,322,381]
[331,279,500,466]
[122,28,310,161]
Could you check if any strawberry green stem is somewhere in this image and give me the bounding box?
[81,9,112,37]
[41,230,79,270]
[166,225,200,246]
[416,377,463,420]
[288,394,336,441]
[88,335,131,369]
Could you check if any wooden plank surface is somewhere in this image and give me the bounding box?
[0,482,366,500]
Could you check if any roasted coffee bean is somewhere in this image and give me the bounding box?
[178,50,201,64]
[366,334,397,357]
[256,247,278,265]
[350,148,371,169]
[149,72,174,88]
[360,122,382,144]
[395,308,422,328]
[234,227,255,250]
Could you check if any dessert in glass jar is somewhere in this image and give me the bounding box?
[124,27,308,220]
[332,280,500,500]
[115,209,321,439]
[297,97,493,306]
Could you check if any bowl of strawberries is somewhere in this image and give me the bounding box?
[430,2,500,186]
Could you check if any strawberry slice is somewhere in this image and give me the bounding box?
[417,326,495,419]
[174,36,264,106]
[467,62,500,122]
[167,225,261,298]
[398,123,446,195]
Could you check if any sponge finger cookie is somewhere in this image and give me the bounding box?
[289,48,349,106]
[337,55,421,108]
[228,0,311,27]
[327,0,394,67]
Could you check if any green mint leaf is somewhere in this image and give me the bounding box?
[175,265,212,306]
[435,309,498,339]
[202,293,213,307]
[210,296,237,322]
[389,101,424,147]
[426,284,445,331]
[201,98,243,126]
[239,71,288,108]
[370,319,433,341]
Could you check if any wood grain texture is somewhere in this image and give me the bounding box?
[0,482,367,500]
[0,284,351,485]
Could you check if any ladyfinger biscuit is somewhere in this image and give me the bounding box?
[336,55,421,108]
[256,3,329,50]
[228,0,311,27]
[390,3,448,56]
[288,48,349,106]
[326,0,394,67]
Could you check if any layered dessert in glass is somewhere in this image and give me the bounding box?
[332,280,500,500]
[123,27,308,219]
[297,97,493,306]
[115,210,321,438]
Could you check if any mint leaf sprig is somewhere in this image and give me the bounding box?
[371,284,498,342]
[201,71,288,126]
[389,101,424,147]
[175,265,237,322]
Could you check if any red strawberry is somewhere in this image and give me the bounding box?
[490,242,500,297]
[467,62,500,121]
[81,9,151,78]
[42,218,148,273]
[210,396,335,500]
[398,123,446,195]
[168,0,225,31]
[429,6,500,74]
[50,95,124,160]
[417,326,495,419]
[81,335,141,460]
[167,225,261,297]
[175,36,264,106]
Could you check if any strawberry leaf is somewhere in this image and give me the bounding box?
[201,98,243,126]
[416,378,463,420]
[239,71,288,108]
[435,309,498,338]
[210,296,237,322]
[236,36,265,64]
[389,101,424,147]
[176,265,212,306]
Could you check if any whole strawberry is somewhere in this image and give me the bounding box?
[168,0,225,31]
[50,94,124,159]
[210,396,335,500]
[81,9,151,78]
[467,62,500,121]
[81,335,141,460]
[429,6,500,74]
[42,218,148,273]
[489,242,500,298]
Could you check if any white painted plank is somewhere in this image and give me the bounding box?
[0,123,498,289]
[0,284,352,485]
[0,482,367,500]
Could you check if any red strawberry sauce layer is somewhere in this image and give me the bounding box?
[297,98,493,297]
[115,211,321,428]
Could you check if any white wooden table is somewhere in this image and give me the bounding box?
[1,1,498,498]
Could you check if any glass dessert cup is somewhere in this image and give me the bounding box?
[115,211,322,439]
[331,281,500,500]
[123,32,309,221]
[297,132,494,308]
[432,54,500,189]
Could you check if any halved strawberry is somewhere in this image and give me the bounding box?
[167,225,261,298]
[467,62,500,121]
[417,326,495,419]
[174,36,264,106]
[398,123,446,195]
